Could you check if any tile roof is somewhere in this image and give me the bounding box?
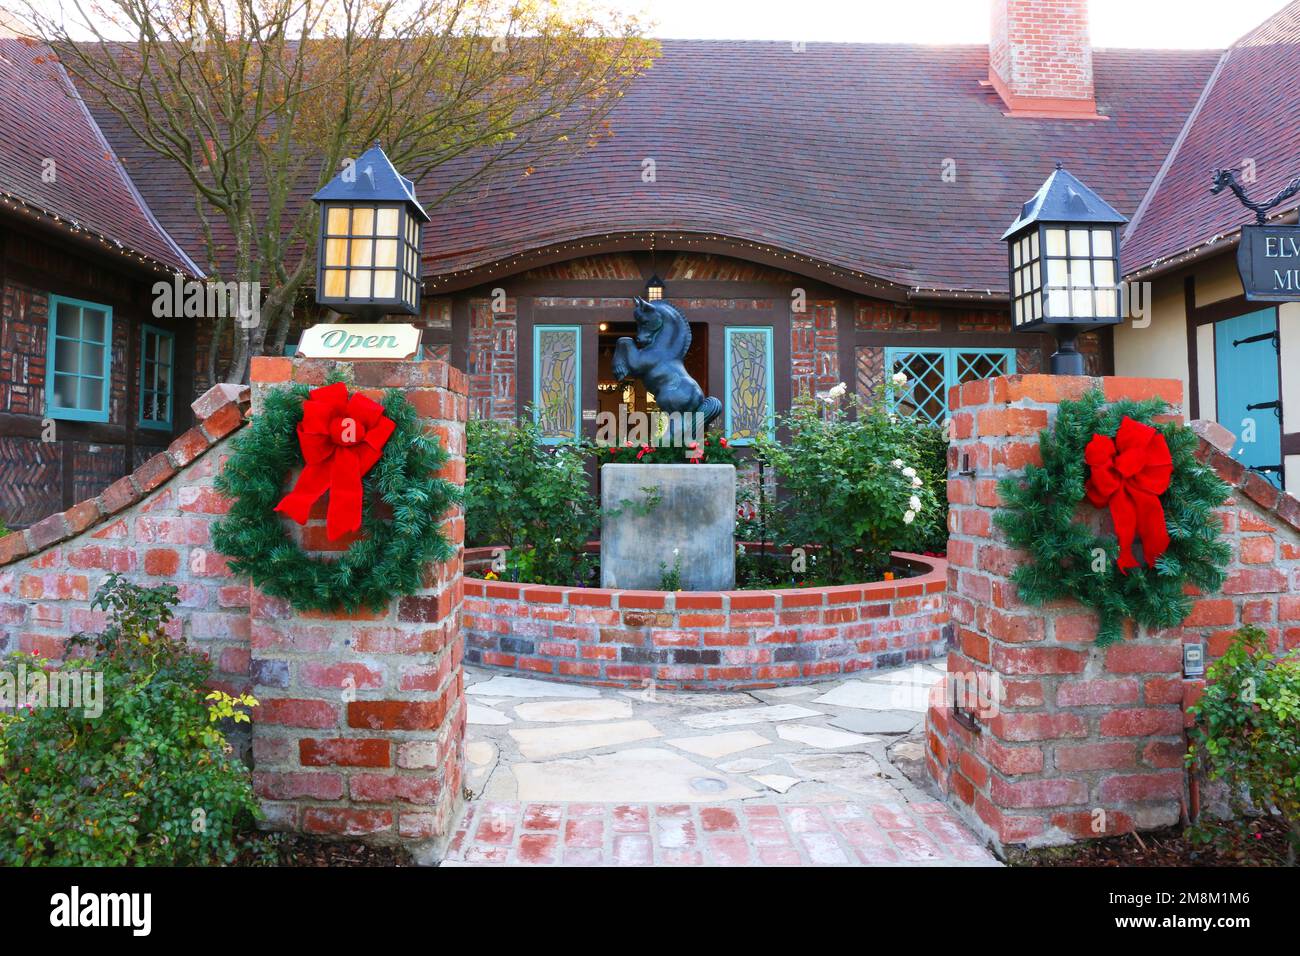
[1123,1,1300,277]
[411,42,1218,296]
[80,40,1220,296]
[0,38,200,275]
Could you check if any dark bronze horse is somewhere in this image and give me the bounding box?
[612,297,722,443]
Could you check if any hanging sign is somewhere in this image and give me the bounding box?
[296,323,421,360]
[1236,224,1300,302]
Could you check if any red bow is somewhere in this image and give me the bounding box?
[275,382,395,541]
[1084,416,1173,574]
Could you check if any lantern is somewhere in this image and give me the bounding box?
[312,144,428,319]
[1003,164,1128,374]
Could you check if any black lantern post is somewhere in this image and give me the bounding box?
[645,274,666,301]
[312,143,429,320]
[1002,164,1128,375]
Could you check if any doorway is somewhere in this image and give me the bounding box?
[1214,308,1283,489]
[596,320,709,433]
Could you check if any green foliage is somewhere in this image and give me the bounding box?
[0,575,259,865]
[0,515,9,538]
[907,421,950,554]
[213,382,459,613]
[994,388,1230,645]
[1187,627,1300,862]
[658,549,683,591]
[752,386,941,584]
[465,415,598,587]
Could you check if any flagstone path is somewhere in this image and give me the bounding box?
[441,658,998,867]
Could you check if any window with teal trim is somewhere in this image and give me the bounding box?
[139,325,175,429]
[533,325,581,443]
[884,347,1016,425]
[725,326,774,444]
[46,295,112,423]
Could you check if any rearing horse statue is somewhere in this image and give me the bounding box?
[612,297,722,444]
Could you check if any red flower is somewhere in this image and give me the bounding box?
[719,437,729,447]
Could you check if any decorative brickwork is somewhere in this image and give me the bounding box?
[927,374,1300,853]
[855,346,884,401]
[791,300,838,400]
[245,357,467,856]
[463,547,946,690]
[467,297,516,421]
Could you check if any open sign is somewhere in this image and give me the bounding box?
[296,323,421,360]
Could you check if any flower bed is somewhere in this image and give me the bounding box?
[462,545,948,690]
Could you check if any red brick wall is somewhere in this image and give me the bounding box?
[1,360,471,857]
[245,358,467,854]
[791,300,838,401]
[463,547,947,690]
[467,297,517,421]
[0,385,250,670]
[927,374,1300,852]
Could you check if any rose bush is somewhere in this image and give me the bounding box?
[751,380,940,584]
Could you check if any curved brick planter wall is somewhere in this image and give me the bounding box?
[463,546,948,690]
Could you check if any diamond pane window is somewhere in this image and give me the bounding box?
[46,295,112,423]
[886,348,1017,425]
[533,326,581,443]
[139,325,175,430]
[724,326,775,444]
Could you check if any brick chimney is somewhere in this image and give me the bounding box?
[986,0,1103,119]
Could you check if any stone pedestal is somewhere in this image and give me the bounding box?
[245,357,467,862]
[600,464,735,591]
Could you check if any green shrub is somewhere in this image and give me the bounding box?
[0,575,259,865]
[465,415,599,586]
[0,515,9,538]
[752,384,941,584]
[1187,626,1300,863]
[907,421,949,554]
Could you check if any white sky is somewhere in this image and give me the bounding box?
[627,0,1291,47]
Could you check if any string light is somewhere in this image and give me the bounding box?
[0,189,188,277]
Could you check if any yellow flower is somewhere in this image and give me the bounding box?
[484,571,499,581]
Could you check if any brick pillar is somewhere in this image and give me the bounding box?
[245,357,467,861]
[927,374,1189,852]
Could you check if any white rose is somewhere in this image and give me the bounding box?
[912,476,923,488]
[901,466,916,479]
[828,382,847,399]
[890,459,904,469]
[909,495,922,511]
[904,510,916,524]
[892,371,908,387]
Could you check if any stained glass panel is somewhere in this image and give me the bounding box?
[725,327,773,444]
[534,326,580,442]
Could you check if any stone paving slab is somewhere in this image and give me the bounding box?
[442,800,997,867]
[449,658,999,866]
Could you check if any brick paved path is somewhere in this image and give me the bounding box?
[441,660,997,866]
[443,798,994,867]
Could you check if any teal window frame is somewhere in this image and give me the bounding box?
[532,324,582,445]
[45,294,113,423]
[724,325,776,445]
[138,324,175,430]
[884,347,1017,424]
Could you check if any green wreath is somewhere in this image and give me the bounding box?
[994,388,1231,645]
[212,380,459,613]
